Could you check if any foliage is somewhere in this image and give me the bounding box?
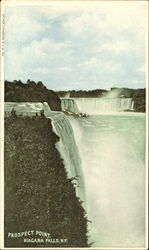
[5,80,61,111]
[57,89,108,98]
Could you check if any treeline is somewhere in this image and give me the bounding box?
[57,89,108,98]
[4,80,145,112]
[57,87,146,112]
[5,80,61,111]
[5,114,88,247]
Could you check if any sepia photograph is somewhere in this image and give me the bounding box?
[0,0,148,249]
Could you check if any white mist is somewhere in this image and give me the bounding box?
[69,113,146,248]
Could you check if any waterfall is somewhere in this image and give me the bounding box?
[131,100,135,110]
[61,98,80,114]
[73,97,134,114]
[46,111,85,203]
[4,102,85,203]
[60,98,134,115]
[42,102,51,115]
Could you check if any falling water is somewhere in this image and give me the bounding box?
[46,111,85,203]
[61,98,80,114]
[61,98,134,114]
[74,97,134,114]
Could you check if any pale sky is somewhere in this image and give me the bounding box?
[4,1,148,90]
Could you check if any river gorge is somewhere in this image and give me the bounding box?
[4,96,146,248]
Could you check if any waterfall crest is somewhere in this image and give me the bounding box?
[4,102,45,116]
[4,102,51,117]
[46,111,85,203]
[43,102,51,115]
[61,98,80,114]
[74,97,134,114]
[61,98,134,115]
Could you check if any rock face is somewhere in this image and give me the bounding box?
[5,80,61,111]
[4,114,88,247]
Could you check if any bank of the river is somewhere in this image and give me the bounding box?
[4,113,88,247]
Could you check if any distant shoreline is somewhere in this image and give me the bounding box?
[4,80,146,113]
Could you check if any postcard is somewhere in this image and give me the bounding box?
[0,0,148,249]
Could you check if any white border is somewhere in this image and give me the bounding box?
[0,0,148,249]
[145,4,148,247]
[0,0,5,249]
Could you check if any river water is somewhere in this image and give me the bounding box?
[69,112,146,248]
[5,101,146,248]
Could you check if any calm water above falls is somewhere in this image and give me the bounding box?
[69,113,146,248]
